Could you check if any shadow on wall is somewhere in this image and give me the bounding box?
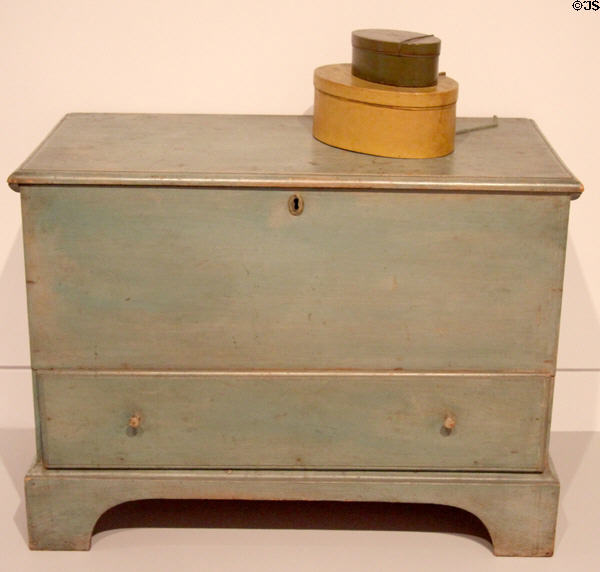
[559,235,600,369]
[550,431,597,550]
[0,227,29,366]
[555,235,600,432]
[0,427,34,546]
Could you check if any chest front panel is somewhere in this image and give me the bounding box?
[22,186,569,373]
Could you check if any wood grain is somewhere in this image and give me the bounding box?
[21,187,570,372]
[25,460,560,555]
[8,115,582,194]
[37,371,551,471]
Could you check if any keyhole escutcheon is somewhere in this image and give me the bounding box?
[288,193,304,216]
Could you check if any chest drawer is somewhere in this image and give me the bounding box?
[36,371,551,472]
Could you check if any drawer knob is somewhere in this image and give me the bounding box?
[127,414,142,436]
[442,414,456,435]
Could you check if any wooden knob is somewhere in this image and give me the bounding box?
[128,414,141,429]
[443,414,456,431]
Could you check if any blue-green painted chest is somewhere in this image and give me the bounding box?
[9,114,581,554]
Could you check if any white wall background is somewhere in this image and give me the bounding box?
[1,0,599,430]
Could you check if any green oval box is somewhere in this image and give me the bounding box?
[352,29,441,87]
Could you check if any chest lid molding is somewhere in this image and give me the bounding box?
[8,114,582,196]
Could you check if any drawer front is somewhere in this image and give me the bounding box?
[37,372,551,471]
[22,186,568,372]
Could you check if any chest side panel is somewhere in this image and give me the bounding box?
[21,186,569,372]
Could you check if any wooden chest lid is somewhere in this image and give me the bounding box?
[8,113,582,196]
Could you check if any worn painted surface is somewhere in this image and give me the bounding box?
[8,115,582,194]
[21,187,569,372]
[37,371,550,471]
[24,460,560,555]
[12,114,578,555]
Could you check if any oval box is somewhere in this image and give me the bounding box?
[313,64,458,158]
[352,29,441,87]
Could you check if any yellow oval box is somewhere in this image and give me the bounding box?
[313,64,459,158]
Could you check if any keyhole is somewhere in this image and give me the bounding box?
[288,193,304,215]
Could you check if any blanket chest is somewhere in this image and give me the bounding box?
[8,113,582,554]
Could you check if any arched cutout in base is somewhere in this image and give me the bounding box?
[93,499,493,549]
